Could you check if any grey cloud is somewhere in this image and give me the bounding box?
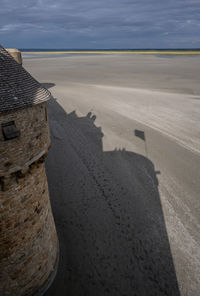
[0,0,199,48]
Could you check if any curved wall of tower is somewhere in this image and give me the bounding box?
[0,103,59,296]
[0,103,50,176]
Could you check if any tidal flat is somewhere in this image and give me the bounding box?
[24,54,200,296]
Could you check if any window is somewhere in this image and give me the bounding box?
[2,121,20,140]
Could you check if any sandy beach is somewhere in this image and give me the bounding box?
[23,54,200,296]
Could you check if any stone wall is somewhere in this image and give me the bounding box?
[0,102,59,295]
[0,161,58,296]
[0,103,50,176]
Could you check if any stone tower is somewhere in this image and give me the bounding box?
[6,48,23,65]
[0,46,59,296]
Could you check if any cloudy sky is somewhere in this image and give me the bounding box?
[0,0,200,49]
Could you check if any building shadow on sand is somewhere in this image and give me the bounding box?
[44,97,180,296]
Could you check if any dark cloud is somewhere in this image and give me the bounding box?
[0,0,199,48]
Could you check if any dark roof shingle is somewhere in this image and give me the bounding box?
[0,45,51,114]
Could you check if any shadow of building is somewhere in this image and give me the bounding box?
[45,97,180,296]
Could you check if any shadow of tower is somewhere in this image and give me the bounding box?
[45,97,180,296]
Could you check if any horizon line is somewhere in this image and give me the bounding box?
[20,48,200,51]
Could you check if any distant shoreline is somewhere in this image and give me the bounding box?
[22,50,200,55]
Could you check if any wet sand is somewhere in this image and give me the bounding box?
[23,54,200,296]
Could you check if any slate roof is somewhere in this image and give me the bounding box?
[0,45,51,114]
